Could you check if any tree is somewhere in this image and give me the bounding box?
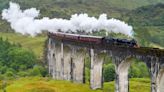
[0,38,38,78]
[7,47,36,71]
[28,65,47,76]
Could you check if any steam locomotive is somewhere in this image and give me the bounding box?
[48,32,139,48]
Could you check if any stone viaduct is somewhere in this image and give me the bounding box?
[47,33,164,92]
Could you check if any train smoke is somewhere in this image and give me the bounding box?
[2,2,134,37]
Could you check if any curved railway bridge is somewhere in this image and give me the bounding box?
[47,32,164,92]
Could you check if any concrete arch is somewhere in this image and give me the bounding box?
[90,49,105,89]
[47,39,56,77]
[116,57,133,92]
[53,42,63,80]
[71,47,86,83]
[115,56,150,92]
[157,68,164,92]
[63,45,72,80]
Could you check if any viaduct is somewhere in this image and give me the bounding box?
[47,32,164,92]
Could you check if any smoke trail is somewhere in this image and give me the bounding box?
[2,2,133,37]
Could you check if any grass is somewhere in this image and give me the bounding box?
[129,78,150,92]
[0,32,47,59]
[0,81,2,90]
[0,77,151,92]
[4,77,101,92]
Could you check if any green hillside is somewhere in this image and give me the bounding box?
[125,3,164,47]
[0,0,164,11]
[134,27,164,48]
[0,32,46,58]
[103,0,164,9]
[127,3,164,26]
[0,0,164,18]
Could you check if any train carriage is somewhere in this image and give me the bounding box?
[48,32,139,48]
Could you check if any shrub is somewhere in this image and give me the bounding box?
[103,64,115,82]
[28,65,48,77]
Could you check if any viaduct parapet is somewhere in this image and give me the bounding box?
[47,33,164,92]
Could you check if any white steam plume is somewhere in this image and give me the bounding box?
[2,2,134,37]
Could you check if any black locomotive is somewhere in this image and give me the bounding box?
[102,37,139,47]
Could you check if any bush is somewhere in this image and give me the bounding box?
[8,47,36,71]
[28,65,48,77]
[17,71,29,77]
[4,70,14,77]
[0,75,5,80]
[0,39,38,78]
[0,66,7,74]
[103,64,115,82]
[129,62,149,78]
[85,68,90,82]
[129,66,141,78]
[138,63,149,77]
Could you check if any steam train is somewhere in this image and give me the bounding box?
[48,32,139,48]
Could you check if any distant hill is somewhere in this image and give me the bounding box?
[0,0,164,17]
[0,0,164,11]
[124,3,164,47]
[0,0,163,19]
[127,3,164,26]
[0,32,46,58]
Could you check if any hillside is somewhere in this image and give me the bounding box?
[0,0,164,11]
[134,27,164,47]
[127,3,164,26]
[0,0,164,18]
[124,3,164,47]
[0,32,46,58]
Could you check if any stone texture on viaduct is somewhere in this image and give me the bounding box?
[47,35,164,92]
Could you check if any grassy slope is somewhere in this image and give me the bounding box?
[0,0,163,11]
[134,26,164,48]
[103,0,164,9]
[0,32,46,58]
[0,77,150,92]
[126,4,164,47]
[0,0,163,20]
